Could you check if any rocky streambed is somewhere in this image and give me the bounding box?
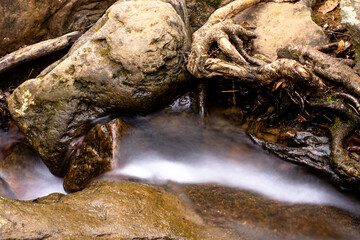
[1,0,360,239]
[0,107,360,239]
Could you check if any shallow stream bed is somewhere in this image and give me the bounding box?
[1,112,360,239]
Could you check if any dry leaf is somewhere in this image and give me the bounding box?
[264,106,275,115]
[318,0,340,14]
[336,40,351,54]
[336,40,345,54]
[297,114,307,122]
[271,79,286,92]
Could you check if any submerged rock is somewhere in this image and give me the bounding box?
[8,0,191,177]
[184,184,360,240]
[64,118,129,192]
[0,144,41,199]
[233,1,328,60]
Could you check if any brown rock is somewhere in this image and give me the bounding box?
[0,143,64,200]
[0,180,205,239]
[64,118,129,192]
[0,0,118,56]
[0,144,39,199]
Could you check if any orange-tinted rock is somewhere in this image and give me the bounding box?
[63,118,128,192]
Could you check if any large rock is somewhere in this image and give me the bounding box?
[0,0,119,57]
[0,180,359,239]
[233,1,328,60]
[8,0,191,177]
[0,180,204,239]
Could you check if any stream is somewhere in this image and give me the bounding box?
[0,101,360,239]
[108,113,360,215]
[2,109,360,213]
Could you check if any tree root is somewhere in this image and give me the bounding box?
[330,119,360,189]
[187,0,360,191]
[248,133,344,186]
[0,31,81,74]
[278,45,360,97]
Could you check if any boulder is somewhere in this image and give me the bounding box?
[64,118,129,192]
[0,0,119,57]
[0,180,204,239]
[0,180,359,239]
[8,0,191,177]
[233,1,328,60]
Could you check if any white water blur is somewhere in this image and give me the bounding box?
[0,153,66,200]
[2,112,360,215]
[108,114,360,215]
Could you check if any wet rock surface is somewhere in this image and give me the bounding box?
[0,179,359,240]
[64,118,129,192]
[8,0,191,177]
[233,1,328,60]
[0,0,119,57]
[0,180,204,240]
[184,184,360,240]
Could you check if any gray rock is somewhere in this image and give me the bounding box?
[341,0,360,73]
[8,0,191,176]
[233,1,328,60]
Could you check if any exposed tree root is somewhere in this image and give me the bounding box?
[0,31,81,74]
[278,45,360,97]
[331,119,360,189]
[248,133,344,186]
[187,0,360,191]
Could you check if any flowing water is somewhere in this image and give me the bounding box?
[1,104,360,239]
[106,113,360,216]
[1,111,360,214]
